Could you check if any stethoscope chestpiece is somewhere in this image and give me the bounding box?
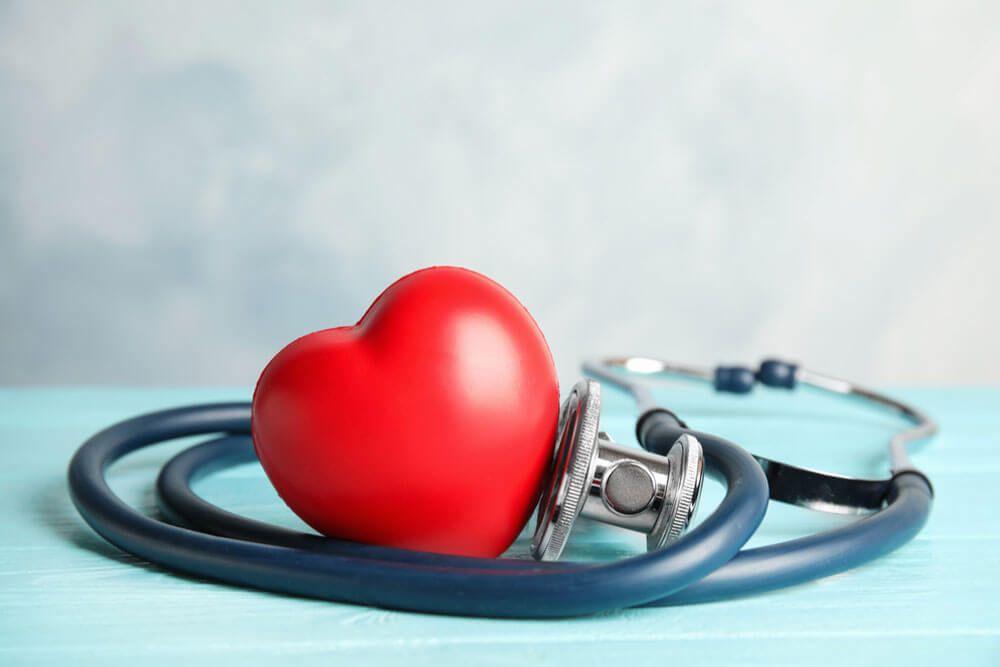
[531,379,705,561]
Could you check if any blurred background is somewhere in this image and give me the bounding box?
[1,1,997,386]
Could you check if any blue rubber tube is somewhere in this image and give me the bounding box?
[637,411,934,605]
[68,403,769,617]
[155,410,933,606]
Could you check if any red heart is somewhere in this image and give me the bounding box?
[252,267,560,557]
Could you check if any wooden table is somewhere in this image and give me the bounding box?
[1,385,996,665]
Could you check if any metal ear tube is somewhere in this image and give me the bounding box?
[531,379,705,561]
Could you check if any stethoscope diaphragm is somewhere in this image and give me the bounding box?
[532,379,704,560]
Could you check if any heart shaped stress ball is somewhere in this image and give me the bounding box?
[251,267,560,557]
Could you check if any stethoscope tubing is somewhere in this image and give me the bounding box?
[153,411,932,606]
[68,402,770,617]
[636,412,933,604]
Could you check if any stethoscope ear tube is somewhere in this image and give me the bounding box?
[68,402,770,618]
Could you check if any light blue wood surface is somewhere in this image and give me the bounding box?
[1,385,997,665]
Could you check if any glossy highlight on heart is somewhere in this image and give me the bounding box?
[251,266,560,557]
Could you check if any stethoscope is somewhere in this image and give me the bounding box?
[68,355,935,618]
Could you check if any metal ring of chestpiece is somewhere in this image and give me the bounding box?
[532,379,705,561]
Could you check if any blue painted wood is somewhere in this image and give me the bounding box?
[0,386,997,665]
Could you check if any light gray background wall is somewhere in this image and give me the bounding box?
[2,2,997,386]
